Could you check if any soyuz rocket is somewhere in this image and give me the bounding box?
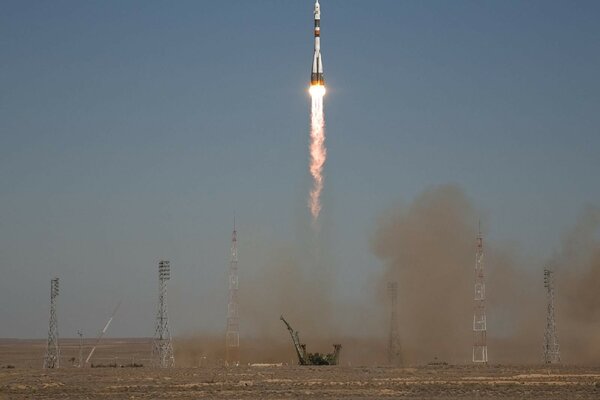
[311,0,325,86]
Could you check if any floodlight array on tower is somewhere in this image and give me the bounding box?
[153,260,175,367]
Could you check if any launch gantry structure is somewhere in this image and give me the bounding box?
[543,268,560,364]
[472,225,488,364]
[280,315,341,366]
[226,219,240,366]
[44,277,60,369]
[153,260,175,367]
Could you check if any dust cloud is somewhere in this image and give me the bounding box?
[371,185,480,364]
[370,185,600,365]
[554,206,600,363]
[173,243,338,367]
[176,185,600,366]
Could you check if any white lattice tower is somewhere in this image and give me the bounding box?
[543,268,560,364]
[44,278,60,369]
[473,225,488,363]
[153,260,174,367]
[387,282,402,366]
[226,219,240,366]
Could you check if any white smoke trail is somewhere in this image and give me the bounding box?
[309,87,326,226]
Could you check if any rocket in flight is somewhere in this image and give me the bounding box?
[311,0,325,87]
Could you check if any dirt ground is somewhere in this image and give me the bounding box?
[1,339,600,399]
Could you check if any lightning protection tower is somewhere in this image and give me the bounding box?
[77,330,84,368]
[543,268,560,364]
[44,277,60,369]
[387,282,402,366]
[472,224,488,364]
[153,260,175,367]
[226,219,240,366]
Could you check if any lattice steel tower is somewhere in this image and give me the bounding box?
[77,330,84,368]
[543,268,560,364]
[387,282,402,366]
[226,219,240,366]
[44,277,60,369]
[153,260,175,367]
[473,225,488,363]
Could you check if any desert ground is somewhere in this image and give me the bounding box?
[1,339,600,399]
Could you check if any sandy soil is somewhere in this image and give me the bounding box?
[1,339,600,399]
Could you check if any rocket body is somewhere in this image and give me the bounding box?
[311,1,324,86]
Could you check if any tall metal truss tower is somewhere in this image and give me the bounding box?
[387,282,402,366]
[543,268,560,364]
[225,219,240,366]
[153,260,175,367]
[77,330,84,368]
[44,278,60,369]
[473,225,488,364]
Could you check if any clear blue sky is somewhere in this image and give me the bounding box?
[1,0,599,338]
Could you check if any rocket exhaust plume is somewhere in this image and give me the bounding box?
[309,0,326,226]
[309,86,326,224]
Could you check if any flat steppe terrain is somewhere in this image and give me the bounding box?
[1,339,600,399]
